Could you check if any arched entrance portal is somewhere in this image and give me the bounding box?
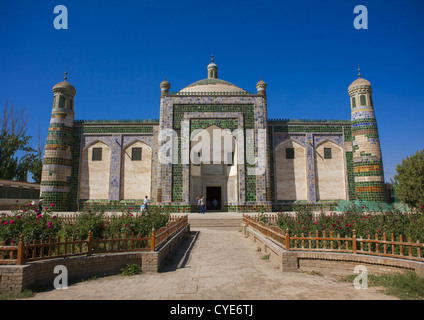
[190,125,238,212]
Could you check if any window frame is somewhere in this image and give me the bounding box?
[286,147,295,159]
[324,147,332,160]
[92,147,103,161]
[131,147,142,161]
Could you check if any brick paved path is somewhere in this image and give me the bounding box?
[25,226,397,300]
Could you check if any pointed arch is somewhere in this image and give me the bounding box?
[315,140,346,200]
[275,139,307,201]
[121,140,152,200]
[189,125,238,206]
[79,141,111,200]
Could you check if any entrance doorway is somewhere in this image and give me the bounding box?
[206,186,222,211]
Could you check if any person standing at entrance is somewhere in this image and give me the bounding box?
[144,196,148,212]
[200,196,205,214]
[197,196,201,214]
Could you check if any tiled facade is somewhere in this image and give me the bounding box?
[40,63,386,212]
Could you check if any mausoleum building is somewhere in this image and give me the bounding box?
[40,59,386,212]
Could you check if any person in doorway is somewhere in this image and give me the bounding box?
[200,196,205,214]
[212,198,218,209]
[197,196,201,214]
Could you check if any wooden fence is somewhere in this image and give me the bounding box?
[0,215,188,265]
[243,214,424,262]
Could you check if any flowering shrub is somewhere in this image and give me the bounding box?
[0,203,61,245]
[102,207,170,238]
[277,202,424,242]
[0,203,170,244]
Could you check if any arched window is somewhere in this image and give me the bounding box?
[59,96,66,108]
[351,97,356,108]
[70,98,73,110]
[360,94,367,106]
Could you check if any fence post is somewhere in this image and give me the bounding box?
[17,234,25,265]
[285,228,290,251]
[87,231,92,256]
[352,229,357,254]
[151,228,156,251]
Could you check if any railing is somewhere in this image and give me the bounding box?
[243,214,424,262]
[0,215,188,265]
[166,91,257,96]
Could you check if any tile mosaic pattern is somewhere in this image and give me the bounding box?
[268,121,355,207]
[350,101,386,202]
[156,94,271,212]
[42,80,386,212]
[41,107,75,211]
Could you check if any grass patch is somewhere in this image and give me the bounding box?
[120,263,142,276]
[0,289,34,300]
[261,254,270,260]
[339,271,424,300]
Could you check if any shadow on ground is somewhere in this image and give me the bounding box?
[160,231,200,273]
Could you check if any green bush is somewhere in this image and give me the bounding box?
[120,263,142,276]
[0,204,170,244]
[277,202,424,242]
[0,202,61,244]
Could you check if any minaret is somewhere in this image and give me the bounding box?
[207,54,218,79]
[40,72,76,211]
[348,67,386,202]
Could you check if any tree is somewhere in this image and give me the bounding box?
[29,121,44,183]
[394,148,424,210]
[0,101,37,182]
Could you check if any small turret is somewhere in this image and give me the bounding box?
[160,77,171,97]
[256,78,267,97]
[207,54,218,79]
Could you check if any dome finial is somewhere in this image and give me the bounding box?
[207,55,218,79]
[64,67,68,81]
[358,64,361,78]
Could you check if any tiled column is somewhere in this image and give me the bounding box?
[108,134,122,201]
[306,133,317,203]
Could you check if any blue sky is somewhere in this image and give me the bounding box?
[1,0,423,182]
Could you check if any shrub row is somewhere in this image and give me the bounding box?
[0,204,170,245]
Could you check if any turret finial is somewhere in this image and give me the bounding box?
[358,65,361,78]
[64,67,68,81]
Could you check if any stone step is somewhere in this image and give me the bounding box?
[188,218,242,228]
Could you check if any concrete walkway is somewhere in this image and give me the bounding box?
[24,222,398,300]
